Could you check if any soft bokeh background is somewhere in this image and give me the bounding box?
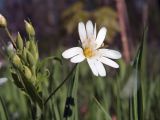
[0,0,159,57]
[0,0,160,120]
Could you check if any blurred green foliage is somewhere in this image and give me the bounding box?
[0,33,160,119]
[62,2,119,43]
[0,1,160,120]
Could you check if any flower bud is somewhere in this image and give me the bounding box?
[29,40,39,61]
[26,41,30,49]
[23,66,32,79]
[24,20,35,36]
[6,42,15,56]
[27,51,35,66]
[22,48,27,62]
[12,54,22,67]
[16,32,23,50]
[0,14,7,27]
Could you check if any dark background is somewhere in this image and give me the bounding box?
[0,0,160,68]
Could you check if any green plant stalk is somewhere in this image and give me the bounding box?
[133,94,138,120]
[53,102,61,120]
[64,64,79,120]
[132,26,147,120]
[14,69,43,118]
[116,78,122,120]
[129,98,133,120]
[44,64,77,105]
[0,96,9,120]
[137,27,148,120]
[72,64,79,120]
[93,97,112,120]
[5,27,16,49]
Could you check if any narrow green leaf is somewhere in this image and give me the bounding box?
[44,64,77,105]
[11,72,24,90]
[93,97,112,120]
[131,26,148,120]
[63,64,79,120]
[0,96,9,120]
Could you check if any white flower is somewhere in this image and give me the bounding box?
[62,20,121,77]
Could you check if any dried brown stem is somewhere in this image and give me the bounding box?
[115,0,130,63]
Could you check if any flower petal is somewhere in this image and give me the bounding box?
[93,23,96,40]
[62,47,83,59]
[87,58,98,76]
[99,57,119,68]
[96,27,107,49]
[99,49,122,59]
[95,60,106,76]
[70,54,85,63]
[86,20,94,39]
[78,22,87,42]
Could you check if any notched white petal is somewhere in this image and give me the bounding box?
[99,49,122,59]
[62,47,83,59]
[87,59,98,76]
[86,20,94,39]
[99,57,119,68]
[96,27,107,49]
[70,54,85,63]
[95,60,106,77]
[78,22,87,42]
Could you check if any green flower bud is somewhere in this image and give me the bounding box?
[26,41,30,49]
[24,20,35,36]
[12,54,22,67]
[7,42,15,56]
[29,40,39,61]
[27,51,35,66]
[0,14,7,27]
[22,48,27,62]
[23,66,32,79]
[16,32,23,50]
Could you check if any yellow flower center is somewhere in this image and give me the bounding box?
[84,47,93,58]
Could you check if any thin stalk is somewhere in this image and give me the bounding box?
[5,27,16,49]
[133,95,138,120]
[115,0,131,63]
[44,64,77,105]
[116,79,121,120]
[93,97,112,120]
[129,97,133,120]
[0,96,9,120]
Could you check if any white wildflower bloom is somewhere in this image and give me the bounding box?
[62,20,121,77]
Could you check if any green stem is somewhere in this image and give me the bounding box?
[0,96,9,120]
[93,97,112,120]
[44,64,77,105]
[116,78,121,120]
[5,27,17,49]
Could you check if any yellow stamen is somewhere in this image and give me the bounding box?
[84,48,93,58]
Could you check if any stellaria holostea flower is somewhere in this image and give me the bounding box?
[62,20,121,76]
